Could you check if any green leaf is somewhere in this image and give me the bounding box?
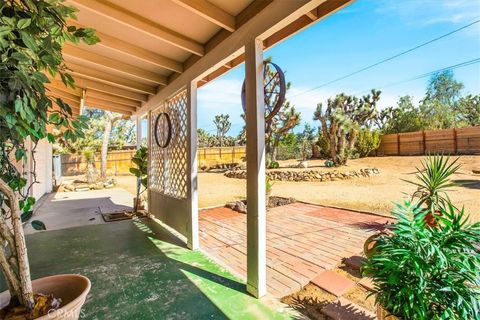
[17,18,32,29]
[15,148,25,161]
[20,31,37,52]
[31,72,49,83]
[0,26,12,37]
[129,168,141,176]
[31,220,46,231]
[21,210,33,222]
[47,133,55,143]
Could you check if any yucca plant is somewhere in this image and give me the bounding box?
[363,200,480,320]
[409,155,460,226]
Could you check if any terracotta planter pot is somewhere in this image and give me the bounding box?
[0,274,91,320]
[377,305,400,320]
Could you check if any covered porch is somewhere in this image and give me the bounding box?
[43,0,356,300]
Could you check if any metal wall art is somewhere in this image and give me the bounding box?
[241,60,286,123]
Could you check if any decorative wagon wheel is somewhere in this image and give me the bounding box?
[154,112,172,148]
[241,61,286,123]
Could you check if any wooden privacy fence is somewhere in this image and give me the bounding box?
[197,146,246,166]
[375,126,480,156]
[61,146,246,176]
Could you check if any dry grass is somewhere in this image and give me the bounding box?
[113,155,480,221]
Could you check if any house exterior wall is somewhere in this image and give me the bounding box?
[31,139,53,200]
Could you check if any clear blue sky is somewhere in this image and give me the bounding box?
[197,0,480,136]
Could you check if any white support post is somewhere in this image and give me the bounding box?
[245,39,266,298]
[79,89,86,115]
[186,81,199,250]
[136,116,143,148]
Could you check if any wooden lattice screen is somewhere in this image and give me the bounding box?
[149,90,188,199]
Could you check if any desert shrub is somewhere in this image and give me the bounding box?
[277,133,301,160]
[324,159,334,167]
[268,161,280,169]
[265,177,273,195]
[315,132,331,158]
[354,129,381,157]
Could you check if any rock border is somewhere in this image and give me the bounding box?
[225,168,380,182]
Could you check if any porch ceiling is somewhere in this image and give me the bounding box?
[47,0,353,116]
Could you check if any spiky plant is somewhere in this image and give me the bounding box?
[363,200,480,319]
[409,155,460,224]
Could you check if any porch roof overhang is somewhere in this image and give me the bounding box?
[49,0,353,117]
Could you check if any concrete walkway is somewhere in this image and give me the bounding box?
[8,220,293,319]
[25,188,133,234]
[200,203,393,298]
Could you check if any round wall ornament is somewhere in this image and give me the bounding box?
[154,112,172,148]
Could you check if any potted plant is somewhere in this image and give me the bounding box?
[0,0,98,318]
[129,146,148,213]
[363,156,480,320]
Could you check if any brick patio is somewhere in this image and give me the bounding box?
[199,202,393,298]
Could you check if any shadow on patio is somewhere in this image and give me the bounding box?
[4,219,292,319]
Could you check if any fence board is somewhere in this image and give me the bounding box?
[375,126,480,156]
[61,146,246,176]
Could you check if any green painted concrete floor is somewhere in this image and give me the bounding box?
[2,219,295,320]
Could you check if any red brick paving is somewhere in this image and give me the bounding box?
[199,203,393,298]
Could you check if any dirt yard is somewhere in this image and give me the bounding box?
[113,155,479,221]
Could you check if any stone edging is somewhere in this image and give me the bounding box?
[224,168,380,182]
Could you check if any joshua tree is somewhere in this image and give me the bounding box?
[314,90,380,165]
[266,103,301,164]
[83,149,96,184]
[0,0,97,312]
[213,114,231,148]
[99,111,127,179]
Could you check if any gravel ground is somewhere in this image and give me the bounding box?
[113,155,480,221]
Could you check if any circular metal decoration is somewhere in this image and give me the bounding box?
[241,61,286,123]
[154,112,172,148]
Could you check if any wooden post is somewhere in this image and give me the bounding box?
[397,134,401,156]
[187,81,199,250]
[245,39,266,298]
[453,128,458,154]
[422,130,426,155]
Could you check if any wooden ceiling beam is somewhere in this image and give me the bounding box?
[45,82,83,97]
[69,21,183,73]
[305,9,318,21]
[67,62,157,95]
[71,78,148,102]
[171,0,235,32]
[64,45,167,85]
[69,0,204,56]
[85,97,135,114]
[86,90,141,108]
[47,88,81,104]
[198,0,353,88]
